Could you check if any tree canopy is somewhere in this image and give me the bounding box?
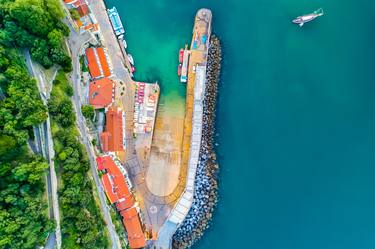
[0,1,73,248]
[49,71,109,249]
[0,0,71,70]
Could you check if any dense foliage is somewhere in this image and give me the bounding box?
[49,71,109,249]
[81,105,95,120]
[0,47,47,152]
[0,0,71,71]
[0,152,54,248]
[0,11,54,249]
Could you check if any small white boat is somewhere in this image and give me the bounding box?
[122,39,127,49]
[293,8,324,27]
[127,54,134,65]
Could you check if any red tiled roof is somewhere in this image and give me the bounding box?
[85,47,111,79]
[85,47,101,78]
[64,0,77,4]
[89,78,114,109]
[120,207,146,249]
[77,3,89,17]
[96,156,134,210]
[84,23,100,32]
[96,47,111,77]
[101,173,117,203]
[100,106,124,152]
[100,132,110,152]
[72,0,84,7]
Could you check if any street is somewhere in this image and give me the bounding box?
[24,50,62,249]
[64,16,122,249]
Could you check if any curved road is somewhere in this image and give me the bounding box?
[63,16,122,249]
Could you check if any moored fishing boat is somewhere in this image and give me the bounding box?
[177,63,182,76]
[179,49,184,63]
[293,8,324,27]
[128,54,134,65]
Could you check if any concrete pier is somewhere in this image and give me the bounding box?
[153,8,213,248]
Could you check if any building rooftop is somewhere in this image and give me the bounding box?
[120,207,147,249]
[77,3,89,17]
[84,23,100,33]
[64,0,77,4]
[96,156,134,210]
[97,47,111,77]
[85,47,111,79]
[100,106,124,153]
[89,78,114,109]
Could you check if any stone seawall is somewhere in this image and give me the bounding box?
[172,35,222,249]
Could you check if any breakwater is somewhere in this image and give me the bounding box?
[172,35,222,249]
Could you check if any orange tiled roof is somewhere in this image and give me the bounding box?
[85,47,101,78]
[96,156,134,210]
[89,78,114,109]
[101,173,117,203]
[96,47,111,77]
[85,47,111,79]
[72,0,84,7]
[64,0,77,4]
[100,106,124,152]
[84,23,99,32]
[120,207,146,249]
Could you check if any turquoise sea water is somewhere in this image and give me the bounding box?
[106,0,375,248]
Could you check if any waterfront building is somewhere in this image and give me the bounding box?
[63,0,78,7]
[76,2,89,17]
[85,47,112,79]
[120,207,147,248]
[89,78,115,109]
[97,156,134,210]
[96,156,146,248]
[100,106,125,153]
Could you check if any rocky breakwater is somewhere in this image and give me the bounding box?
[172,35,222,249]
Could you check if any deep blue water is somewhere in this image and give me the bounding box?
[106,0,375,248]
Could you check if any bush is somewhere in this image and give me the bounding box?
[82,105,95,120]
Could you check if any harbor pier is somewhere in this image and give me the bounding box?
[153,8,216,248]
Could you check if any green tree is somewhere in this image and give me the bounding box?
[48,29,64,48]
[81,105,95,120]
[69,9,80,20]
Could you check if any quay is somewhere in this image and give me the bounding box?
[63,0,216,248]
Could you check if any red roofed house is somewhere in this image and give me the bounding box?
[96,156,134,210]
[97,156,146,248]
[85,47,111,79]
[64,0,78,5]
[89,78,115,109]
[120,207,147,249]
[84,23,100,34]
[77,3,89,17]
[100,106,125,153]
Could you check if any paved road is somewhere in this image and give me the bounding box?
[64,16,122,249]
[24,51,62,249]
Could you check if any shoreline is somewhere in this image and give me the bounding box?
[172,35,222,249]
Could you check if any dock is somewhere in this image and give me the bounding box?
[154,8,212,248]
